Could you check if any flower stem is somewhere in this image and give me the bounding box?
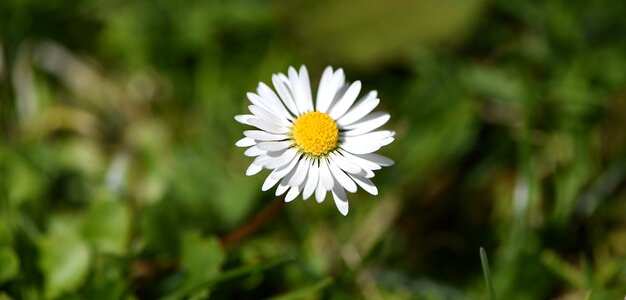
[221,196,285,248]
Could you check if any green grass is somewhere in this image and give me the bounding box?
[1,0,626,299]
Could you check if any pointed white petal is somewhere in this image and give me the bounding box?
[262,171,281,191]
[315,182,326,203]
[299,66,314,112]
[234,114,254,125]
[331,184,349,216]
[359,168,375,178]
[253,153,271,164]
[285,185,301,202]
[272,74,299,116]
[244,130,287,141]
[356,153,395,167]
[276,164,298,196]
[246,92,275,113]
[249,105,290,126]
[248,118,289,134]
[258,82,295,121]
[244,146,265,157]
[264,148,297,169]
[327,159,357,193]
[275,182,290,196]
[337,91,379,126]
[288,66,310,114]
[340,139,381,155]
[348,173,378,195]
[329,152,361,174]
[303,159,319,200]
[271,152,302,178]
[342,112,390,136]
[256,141,292,152]
[315,66,334,112]
[329,81,361,120]
[380,137,394,146]
[235,137,256,147]
[338,149,381,170]
[246,163,263,176]
[318,158,334,190]
[288,157,310,187]
[342,130,394,142]
[318,69,345,113]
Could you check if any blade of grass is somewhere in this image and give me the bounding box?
[269,277,333,300]
[480,247,497,300]
[163,258,294,300]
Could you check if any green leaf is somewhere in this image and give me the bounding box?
[0,247,19,284]
[82,197,132,255]
[181,232,225,279]
[39,219,91,299]
[173,232,225,298]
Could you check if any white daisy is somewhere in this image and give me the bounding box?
[235,65,394,216]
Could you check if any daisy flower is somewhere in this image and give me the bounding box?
[235,65,394,216]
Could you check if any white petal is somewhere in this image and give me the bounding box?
[318,158,334,190]
[329,81,361,120]
[299,66,314,112]
[246,93,275,114]
[317,68,345,113]
[276,165,298,196]
[271,152,302,178]
[288,157,310,187]
[275,182,290,196]
[348,173,378,195]
[262,170,281,191]
[258,82,295,121]
[315,182,326,203]
[327,159,357,193]
[234,114,254,125]
[342,112,390,136]
[380,137,394,146]
[303,159,319,200]
[235,137,255,147]
[288,66,311,114]
[244,130,288,141]
[285,185,301,202]
[272,74,299,116]
[248,118,289,134]
[329,152,361,174]
[264,148,297,169]
[246,163,263,176]
[338,149,381,171]
[256,141,292,152]
[354,168,375,179]
[337,91,379,126]
[244,146,265,157]
[253,154,271,166]
[315,66,335,112]
[356,153,395,167]
[331,184,349,216]
[249,105,290,126]
[340,139,382,155]
[342,130,394,142]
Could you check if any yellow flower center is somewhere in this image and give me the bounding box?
[292,111,339,156]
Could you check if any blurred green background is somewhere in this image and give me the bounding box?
[1,0,626,299]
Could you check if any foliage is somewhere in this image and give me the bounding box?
[1,0,626,299]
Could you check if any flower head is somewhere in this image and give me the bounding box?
[235,65,394,215]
